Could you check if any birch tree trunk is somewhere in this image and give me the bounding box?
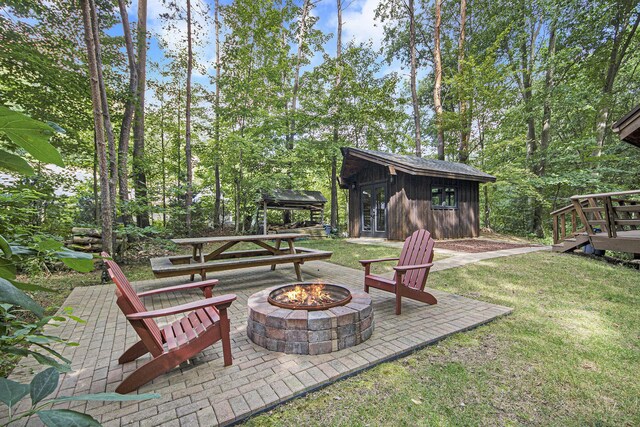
[433,0,444,160]
[116,0,137,226]
[185,0,193,235]
[81,0,113,254]
[409,0,422,157]
[133,0,150,228]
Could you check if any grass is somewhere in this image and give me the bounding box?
[243,252,640,426]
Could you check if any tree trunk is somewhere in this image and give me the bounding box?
[532,18,557,239]
[289,0,311,149]
[116,0,137,226]
[81,0,113,254]
[330,156,338,230]
[185,0,193,236]
[133,0,150,228]
[213,0,221,228]
[331,0,342,230]
[160,89,167,227]
[88,0,117,235]
[409,0,422,157]
[595,11,640,155]
[457,0,469,163]
[433,0,444,160]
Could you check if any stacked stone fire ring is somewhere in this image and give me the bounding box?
[247,283,374,355]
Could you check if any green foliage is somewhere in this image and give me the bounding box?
[0,367,159,427]
[0,106,63,168]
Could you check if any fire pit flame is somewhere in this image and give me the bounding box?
[268,282,352,310]
[281,283,332,306]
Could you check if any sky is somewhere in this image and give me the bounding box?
[124,0,405,97]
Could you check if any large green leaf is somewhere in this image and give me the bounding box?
[37,409,100,427]
[0,234,11,256]
[0,378,29,408]
[0,256,16,280]
[5,348,71,372]
[36,239,63,252]
[0,106,63,166]
[0,148,34,175]
[10,280,56,293]
[54,248,93,260]
[0,277,44,317]
[60,258,94,273]
[30,368,59,405]
[53,392,160,402]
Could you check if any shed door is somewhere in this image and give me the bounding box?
[361,184,387,238]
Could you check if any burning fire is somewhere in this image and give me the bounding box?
[281,283,332,306]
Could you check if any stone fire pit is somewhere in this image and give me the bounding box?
[247,283,374,355]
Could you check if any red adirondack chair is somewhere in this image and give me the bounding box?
[102,253,237,393]
[359,229,437,315]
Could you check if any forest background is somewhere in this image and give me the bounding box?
[2,0,639,255]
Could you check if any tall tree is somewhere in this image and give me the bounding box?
[330,0,343,230]
[594,3,640,155]
[185,0,194,235]
[116,0,137,226]
[213,0,222,229]
[409,0,422,157]
[433,0,444,160]
[457,0,469,163]
[133,0,150,228]
[80,0,113,254]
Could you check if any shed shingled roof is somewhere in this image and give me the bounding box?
[340,147,496,183]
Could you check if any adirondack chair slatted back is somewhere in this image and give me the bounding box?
[394,229,435,290]
[102,253,165,356]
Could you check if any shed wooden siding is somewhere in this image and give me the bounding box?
[347,162,480,240]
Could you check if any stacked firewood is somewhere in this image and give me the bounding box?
[66,227,123,253]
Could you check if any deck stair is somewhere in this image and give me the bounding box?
[551,233,590,253]
[551,190,640,255]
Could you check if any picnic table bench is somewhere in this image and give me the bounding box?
[150,234,332,281]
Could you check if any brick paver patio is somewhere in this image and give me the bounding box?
[6,261,512,426]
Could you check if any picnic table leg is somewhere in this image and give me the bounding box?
[287,239,303,280]
[270,239,281,271]
[293,262,303,281]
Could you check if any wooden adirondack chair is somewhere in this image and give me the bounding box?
[359,229,437,315]
[102,253,237,394]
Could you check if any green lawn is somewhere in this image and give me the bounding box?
[243,252,640,426]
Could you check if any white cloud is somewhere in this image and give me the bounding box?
[342,0,385,50]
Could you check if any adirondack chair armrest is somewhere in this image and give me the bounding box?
[126,294,237,320]
[359,257,400,266]
[136,279,219,298]
[393,263,434,273]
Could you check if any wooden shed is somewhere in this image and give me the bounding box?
[339,147,496,240]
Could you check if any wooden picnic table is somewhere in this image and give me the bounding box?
[151,233,332,281]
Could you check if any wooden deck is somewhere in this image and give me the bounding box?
[551,190,640,255]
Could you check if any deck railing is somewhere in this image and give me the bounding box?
[550,200,587,244]
[569,190,640,239]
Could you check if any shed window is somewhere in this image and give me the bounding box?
[431,186,457,208]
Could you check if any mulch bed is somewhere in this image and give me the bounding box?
[434,239,539,253]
